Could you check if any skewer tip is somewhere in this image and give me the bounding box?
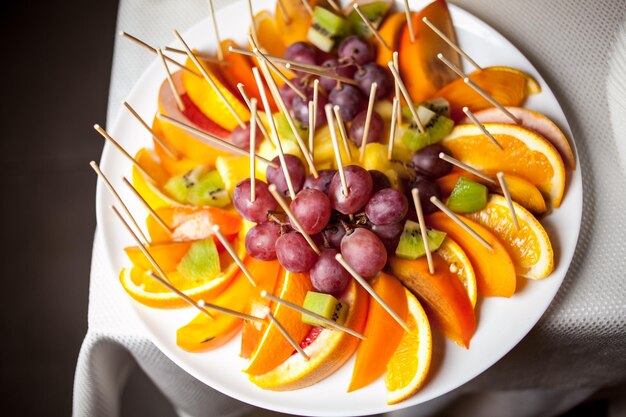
[212,224,220,232]
[422,16,428,23]
[438,152,446,159]
[93,123,101,130]
[197,299,206,307]
[260,290,268,297]
[268,183,277,193]
[463,77,470,83]
[462,106,469,112]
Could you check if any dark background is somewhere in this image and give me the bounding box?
[0,0,612,416]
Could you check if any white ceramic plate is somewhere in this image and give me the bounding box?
[96,1,583,415]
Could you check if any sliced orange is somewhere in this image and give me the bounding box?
[152,118,199,176]
[349,272,408,392]
[215,155,250,195]
[253,10,287,58]
[244,269,313,376]
[488,66,541,95]
[132,148,182,209]
[385,289,432,405]
[442,123,566,207]
[376,12,406,67]
[147,206,242,244]
[249,279,369,390]
[466,194,554,279]
[275,0,312,46]
[124,241,192,272]
[436,237,477,308]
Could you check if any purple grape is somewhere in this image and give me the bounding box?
[329,85,366,122]
[233,179,277,222]
[354,63,393,100]
[229,123,251,149]
[369,170,391,193]
[303,169,336,194]
[291,88,328,128]
[320,59,357,92]
[370,222,404,254]
[340,228,387,278]
[285,42,320,67]
[289,188,331,234]
[275,232,318,272]
[245,222,281,260]
[411,144,453,178]
[338,36,374,65]
[365,188,408,225]
[404,176,442,216]
[323,223,346,249]
[328,165,373,214]
[266,154,306,197]
[279,81,298,110]
[348,110,384,147]
[310,248,349,294]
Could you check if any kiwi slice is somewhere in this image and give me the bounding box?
[301,291,349,327]
[164,167,230,207]
[423,98,451,117]
[274,113,306,144]
[401,105,455,151]
[177,238,221,281]
[164,166,205,203]
[447,177,488,213]
[347,1,391,37]
[395,220,447,260]
[307,6,351,52]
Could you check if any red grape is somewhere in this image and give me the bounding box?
[245,222,281,260]
[229,123,251,149]
[349,110,384,146]
[266,154,306,197]
[404,176,442,215]
[291,87,328,128]
[411,144,453,178]
[338,36,374,65]
[233,179,277,222]
[303,169,336,194]
[329,85,365,122]
[323,223,346,249]
[365,188,408,225]
[289,188,331,234]
[320,59,357,91]
[328,165,373,214]
[285,42,320,68]
[340,228,387,277]
[370,221,404,254]
[310,248,349,294]
[354,63,393,99]
[275,232,318,272]
[369,170,391,193]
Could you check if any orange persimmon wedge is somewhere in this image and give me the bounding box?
[147,206,242,244]
[348,272,408,392]
[275,0,312,45]
[124,241,192,272]
[427,212,516,298]
[376,12,407,67]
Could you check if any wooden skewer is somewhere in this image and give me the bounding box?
[388,97,399,161]
[333,105,353,162]
[122,101,179,160]
[268,184,320,255]
[251,67,296,198]
[249,99,257,202]
[496,172,520,231]
[162,46,222,63]
[359,82,378,162]
[429,196,493,250]
[462,107,503,150]
[156,114,278,168]
[326,105,349,197]
[228,46,320,71]
[236,83,270,141]
[387,62,425,133]
[250,40,307,100]
[122,177,170,233]
[120,32,201,77]
[276,0,292,24]
[247,0,259,44]
[327,0,342,13]
[173,30,246,128]
[299,0,314,16]
[438,152,497,185]
[157,48,185,113]
[424,17,482,70]
[335,254,410,332]
[412,188,435,274]
[392,51,401,105]
[308,101,315,157]
[93,124,155,183]
[261,290,365,340]
[352,4,391,51]
[284,62,359,85]
[266,311,310,360]
[463,77,520,123]
[436,53,465,78]
[312,79,319,133]
[403,0,415,43]
[90,162,149,243]
[193,297,264,322]
[206,0,223,61]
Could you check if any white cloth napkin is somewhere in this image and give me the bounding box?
[74,1,626,416]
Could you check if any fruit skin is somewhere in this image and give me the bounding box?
[349,272,408,392]
[399,0,461,103]
[376,12,406,67]
[249,279,369,390]
[390,254,476,348]
[341,228,388,278]
[124,241,192,273]
[427,212,516,298]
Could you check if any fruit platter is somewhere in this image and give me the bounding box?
[94,0,583,414]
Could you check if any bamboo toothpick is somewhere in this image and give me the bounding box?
[247,0,259,44]
[424,17,481,70]
[392,51,401,105]
[157,114,278,167]
[412,188,435,274]
[251,40,306,100]
[429,197,493,250]
[497,172,520,231]
[261,290,365,340]
[162,46,221,62]
[462,107,503,149]
[312,79,319,131]
[266,311,309,360]
[228,46,320,71]
[90,162,148,243]
[352,4,391,51]
[157,48,185,113]
[268,184,320,255]
[359,82,378,162]
[335,254,410,332]
[308,101,315,156]
[251,67,296,198]
[173,30,246,128]
[93,124,155,183]
[333,105,353,162]
[249,99,257,202]
[403,0,415,42]
[120,32,200,77]
[436,53,465,78]
[236,83,270,141]
[326,105,349,197]
[387,62,425,133]
[207,0,223,61]
[463,77,520,123]
[299,0,314,16]
[388,97,399,161]
[277,0,292,24]
[122,101,179,160]
[122,177,170,233]
[327,0,343,14]
[284,62,359,85]
[438,152,497,184]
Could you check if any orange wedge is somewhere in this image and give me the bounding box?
[124,241,192,272]
[376,12,406,67]
[253,10,287,57]
[249,279,369,390]
[151,118,199,176]
[436,237,477,308]
[385,289,432,405]
[147,206,242,244]
[427,212,516,298]
[215,155,251,195]
[349,272,408,392]
[442,123,566,207]
[131,148,182,209]
[275,0,312,45]
[244,269,313,376]
[466,194,554,279]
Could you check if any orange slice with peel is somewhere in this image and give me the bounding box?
[244,269,313,376]
[152,118,199,176]
[385,289,432,405]
[124,241,192,272]
[146,206,241,244]
[436,237,477,308]
[253,10,287,58]
[131,149,182,210]
[442,123,566,207]
[466,194,554,279]
[349,272,407,392]
[275,0,312,46]
[249,279,369,390]
[376,12,406,67]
